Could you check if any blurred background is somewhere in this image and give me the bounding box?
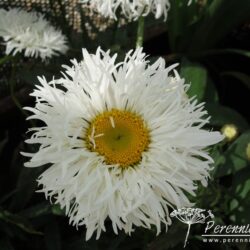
[0,0,249,249]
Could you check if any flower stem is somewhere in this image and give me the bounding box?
[184,223,191,248]
[9,62,29,117]
[136,16,145,48]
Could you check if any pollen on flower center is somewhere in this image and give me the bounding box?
[86,109,150,167]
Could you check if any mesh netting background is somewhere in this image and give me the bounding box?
[0,0,123,38]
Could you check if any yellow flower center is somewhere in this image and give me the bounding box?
[86,109,150,167]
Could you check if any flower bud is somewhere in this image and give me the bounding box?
[221,124,238,142]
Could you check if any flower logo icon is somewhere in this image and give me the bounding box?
[170,208,214,248]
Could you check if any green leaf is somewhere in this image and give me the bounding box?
[203,77,219,103]
[168,0,204,52]
[18,203,65,220]
[231,201,250,224]
[51,204,65,216]
[230,167,250,224]
[231,168,250,199]
[180,59,207,101]
[205,103,249,132]
[0,208,43,236]
[221,71,250,90]
[214,131,250,177]
[189,0,250,53]
[18,202,51,219]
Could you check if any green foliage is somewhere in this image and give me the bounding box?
[180,58,207,101]
[214,131,250,176]
[168,0,250,54]
[205,104,249,132]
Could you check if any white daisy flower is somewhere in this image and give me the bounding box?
[23,48,223,240]
[0,8,68,60]
[81,0,194,20]
[81,0,171,20]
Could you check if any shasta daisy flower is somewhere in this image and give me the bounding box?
[23,48,223,240]
[0,8,68,60]
[81,0,171,20]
